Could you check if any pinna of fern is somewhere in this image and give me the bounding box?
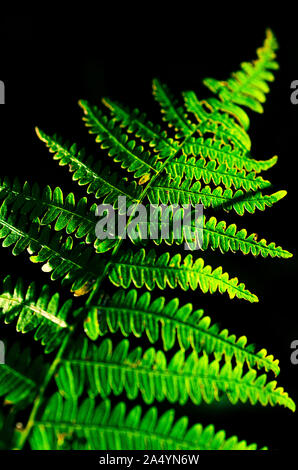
[0,29,295,451]
[0,275,280,376]
[83,288,280,374]
[29,395,268,450]
[0,273,294,450]
[56,337,295,411]
[0,176,277,303]
[1,273,294,430]
[0,177,292,259]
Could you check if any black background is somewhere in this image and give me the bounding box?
[0,14,297,453]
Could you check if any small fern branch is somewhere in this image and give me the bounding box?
[0,202,104,292]
[152,79,195,138]
[0,275,72,352]
[165,156,271,191]
[202,216,292,258]
[35,128,141,203]
[56,338,294,410]
[183,137,278,173]
[79,100,162,182]
[183,90,252,150]
[108,248,258,302]
[83,288,279,374]
[203,29,278,126]
[102,97,179,159]
[148,175,286,215]
[29,394,266,450]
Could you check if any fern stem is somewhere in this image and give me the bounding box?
[14,331,72,450]
[89,118,228,296]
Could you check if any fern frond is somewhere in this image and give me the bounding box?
[56,338,290,409]
[166,156,271,191]
[84,289,279,374]
[148,175,286,215]
[0,202,103,292]
[0,343,45,404]
[0,275,72,352]
[152,79,195,138]
[35,128,141,204]
[30,394,265,450]
[102,97,179,159]
[183,137,278,172]
[108,248,258,302]
[0,176,122,255]
[116,207,291,259]
[203,216,292,258]
[0,176,97,239]
[183,90,252,151]
[203,29,278,126]
[79,100,162,181]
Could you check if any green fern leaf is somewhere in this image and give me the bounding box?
[148,174,286,215]
[0,29,291,452]
[102,97,179,159]
[166,156,271,191]
[56,338,294,410]
[118,207,291,259]
[108,248,258,302]
[79,100,162,181]
[0,202,103,292]
[0,343,45,404]
[0,275,71,352]
[203,29,278,127]
[183,90,252,150]
[0,177,97,238]
[202,216,292,258]
[84,289,279,374]
[0,176,119,254]
[152,79,195,138]
[30,394,266,450]
[183,136,278,172]
[35,128,141,204]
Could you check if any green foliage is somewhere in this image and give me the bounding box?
[83,289,280,375]
[148,174,285,215]
[203,29,278,120]
[0,30,295,451]
[108,248,259,302]
[56,337,294,410]
[0,275,71,352]
[202,216,292,258]
[29,394,266,450]
[0,343,44,405]
[165,156,271,191]
[182,137,278,172]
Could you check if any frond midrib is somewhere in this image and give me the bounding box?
[0,293,68,328]
[95,304,276,372]
[0,215,89,272]
[167,159,269,188]
[0,183,96,226]
[39,140,138,201]
[32,419,216,450]
[61,357,279,393]
[183,138,272,167]
[80,102,158,173]
[203,222,288,257]
[110,257,255,300]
